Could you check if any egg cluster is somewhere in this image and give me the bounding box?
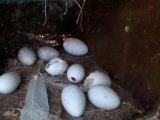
[0,37,120,117]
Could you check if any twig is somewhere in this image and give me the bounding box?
[63,0,68,15]
[9,108,21,111]
[43,0,48,27]
[74,0,86,31]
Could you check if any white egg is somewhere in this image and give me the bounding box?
[63,38,88,56]
[18,47,36,66]
[61,85,86,117]
[67,64,85,83]
[0,72,21,94]
[88,85,120,110]
[45,58,68,75]
[38,46,59,61]
[84,71,112,89]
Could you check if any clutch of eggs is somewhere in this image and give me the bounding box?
[18,37,88,65]
[15,37,121,117]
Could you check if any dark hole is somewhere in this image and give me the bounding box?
[71,77,76,81]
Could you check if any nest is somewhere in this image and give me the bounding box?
[0,1,159,119]
[0,52,145,120]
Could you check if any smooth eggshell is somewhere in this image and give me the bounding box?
[0,72,21,94]
[18,47,36,66]
[38,46,59,61]
[61,85,86,117]
[67,64,85,83]
[45,58,68,75]
[84,70,112,88]
[88,85,120,110]
[63,38,88,56]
